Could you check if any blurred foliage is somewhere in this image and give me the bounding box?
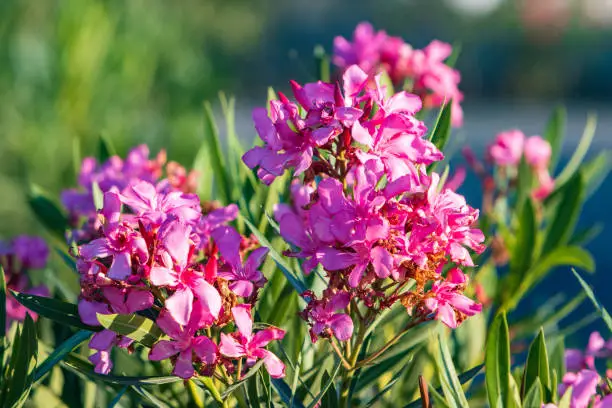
[0,0,265,238]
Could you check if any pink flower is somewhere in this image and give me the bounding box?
[559,370,601,408]
[211,226,268,297]
[149,221,221,326]
[6,283,49,327]
[487,129,525,166]
[307,292,354,342]
[524,135,552,170]
[423,268,482,329]
[79,193,148,281]
[333,22,387,75]
[121,181,201,227]
[88,329,134,374]
[219,304,286,378]
[566,331,612,372]
[149,308,217,379]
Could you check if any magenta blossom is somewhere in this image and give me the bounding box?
[149,308,217,379]
[566,331,612,372]
[12,236,49,269]
[423,268,482,329]
[89,329,134,374]
[149,221,221,326]
[79,192,148,280]
[524,135,552,170]
[212,226,268,297]
[306,292,354,342]
[219,304,286,378]
[487,129,525,167]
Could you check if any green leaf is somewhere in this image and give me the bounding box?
[486,312,511,408]
[523,379,543,408]
[96,313,162,348]
[558,386,572,408]
[27,184,69,240]
[435,332,469,408]
[34,330,92,383]
[91,181,104,211]
[509,198,537,291]
[504,246,594,311]
[198,376,224,405]
[192,140,214,201]
[404,364,483,408]
[569,224,603,246]
[62,353,179,386]
[202,101,231,204]
[522,329,550,401]
[548,337,566,390]
[542,172,584,255]
[241,215,307,294]
[220,359,264,399]
[321,371,338,408]
[572,269,612,333]
[429,387,451,408]
[364,365,407,407]
[555,113,597,187]
[516,155,534,209]
[429,101,453,152]
[306,359,342,408]
[131,385,172,408]
[98,134,116,162]
[108,386,128,408]
[11,291,99,331]
[4,314,38,408]
[582,151,610,199]
[544,106,566,172]
[313,45,330,82]
[271,378,305,408]
[0,267,6,345]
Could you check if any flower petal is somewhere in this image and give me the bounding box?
[149,340,181,361]
[219,333,247,358]
[165,287,194,327]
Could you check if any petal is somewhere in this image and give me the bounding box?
[348,262,367,288]
[149,340,181,361]
[231,304,253,338]
[156,309,184,339]
[371,246,394,279]
[329,314,354,341]
[244,247,268,276]
[437,304,458,329]
[351,120,373,146]
[192,336,217,365]
[149,266,179,287]
[108,252,132,280]
[342,65,368,100]
[229,280,255,298]
[261,350,286,379]
[173,350,195,379]
[192,279,222,322]
[160,221,191,268]
[101,192,122,224]
[125,290,154,313]
[165,287,194,327]
[89,350,113,375]
[89,329,116,351]
[251,327,285,349]
[320,248,357,271]
[79,238,111,260]
[211,226,243,269]
[219,333,247,358]
[78,300,109,326]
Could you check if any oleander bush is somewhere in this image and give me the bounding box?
[1,22,611,408]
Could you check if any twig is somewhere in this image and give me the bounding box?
[419,375,431,408]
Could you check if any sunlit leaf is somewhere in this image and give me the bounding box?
[96,313,162,348]
[486,312,511,408]
[572,269,612,333]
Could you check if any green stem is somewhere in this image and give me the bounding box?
[187,379,204,408]
[338,317,368,408]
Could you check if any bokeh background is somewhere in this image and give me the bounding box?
[1,0,610,335]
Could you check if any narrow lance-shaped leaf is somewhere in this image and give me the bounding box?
[508,198,537,294]
[98,134,116,162]
[572,269,612,333]
[306,359,342,408]
[435,332,470,407]
[27,184,69,240]
[11,291,100,331]
[544,106,566,172]
[429,100,453,151]
[486,312,511,408]
[203,100,231,204]
[523,379,543,408]
[555,113,597,188]
[4,314,38,408]
[522,329,551,401]
[542,172,584,255]
[505,246,594,311]
[96,313,162,348]
[34,329,93,383]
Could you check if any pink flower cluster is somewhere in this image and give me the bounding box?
[0,236,49,328]
[333,22,464,127]
[244,64,484,343]
[486,130,555,200]
[544,332,612,408]
[62,145,198,243]
[73,158,285,379]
